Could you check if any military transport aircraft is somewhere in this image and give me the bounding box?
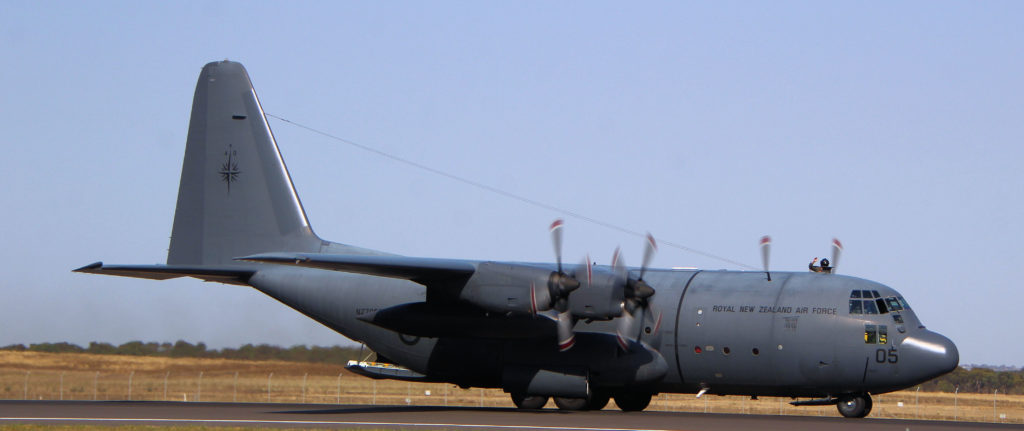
[76,60,958,418]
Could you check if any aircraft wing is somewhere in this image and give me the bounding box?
[237,253,478,286]
[74,262,255,286]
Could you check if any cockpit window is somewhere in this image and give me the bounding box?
[897,296,911,311]
[849,300,863,314]
[886,297,902,311]
[863,300,879,315]
[875,298,889,314]
[848,290,899,315]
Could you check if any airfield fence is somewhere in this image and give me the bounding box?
[1,368,1022,424]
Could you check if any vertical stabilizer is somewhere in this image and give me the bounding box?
[167,61,322,266]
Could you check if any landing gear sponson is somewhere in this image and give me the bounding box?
[511,391,652,412]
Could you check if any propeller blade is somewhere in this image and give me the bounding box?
[616,301,639,351]
[550,219,565,273]
[831,238,843,270]
[639,233,657,281]
[760,235,772,281]
[612,246,627,284]
[647,306,663,337]
[556,310,576,352]
[575,255,593,289]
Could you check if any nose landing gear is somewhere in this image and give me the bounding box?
[836,393,873,418]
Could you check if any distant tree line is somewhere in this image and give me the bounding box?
[920,366,1024,395]
[0,341,368,364]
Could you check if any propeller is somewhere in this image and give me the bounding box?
[616,233,659,351]
[830,238,843,272]
[549,219,580,351]
[544,220,580,306]
[760,235,772,281]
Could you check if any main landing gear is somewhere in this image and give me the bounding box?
[836,393,873,418]
[511,391,651,412]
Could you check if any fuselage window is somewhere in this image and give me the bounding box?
[892,313,904,324]
[849,300,863,314]
[878,325,888,344]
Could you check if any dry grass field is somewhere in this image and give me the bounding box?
[1,351,1021,424]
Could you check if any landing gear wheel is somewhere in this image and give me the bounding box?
[587,392,610,411]
[614,393,652,411]
[511,393,548,410]
[836,393,873,418]
[554,396,589,411]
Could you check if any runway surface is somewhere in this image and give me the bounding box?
[1,401,1019,430]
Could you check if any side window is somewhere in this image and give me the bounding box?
[886,297,902,311]
[898,296,911,310]
[865,324,878,344]
[849,300,863,314]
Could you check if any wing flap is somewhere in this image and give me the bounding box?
[74,262,255,285]
[237,253,477,285]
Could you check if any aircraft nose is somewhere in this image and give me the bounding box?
[900,330,959,380]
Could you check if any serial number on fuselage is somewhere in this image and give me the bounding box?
[710,305,838,315]
[355,308,378,316]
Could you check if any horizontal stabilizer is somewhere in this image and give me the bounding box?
[237,253,477,286]
[74,262,255,286]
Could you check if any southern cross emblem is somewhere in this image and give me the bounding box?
[219,144,241,193]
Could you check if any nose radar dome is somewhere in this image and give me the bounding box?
[900,330,959,382]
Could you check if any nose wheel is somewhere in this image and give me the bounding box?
[836,393,873,418]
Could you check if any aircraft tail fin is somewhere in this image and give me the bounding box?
[167,61,323,266]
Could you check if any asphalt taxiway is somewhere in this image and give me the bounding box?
[1,401,1020,430]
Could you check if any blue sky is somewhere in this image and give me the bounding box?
[2,2,1021,366]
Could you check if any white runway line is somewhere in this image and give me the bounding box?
[0,417,676,431]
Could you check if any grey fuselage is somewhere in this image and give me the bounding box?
[249,263,957,398]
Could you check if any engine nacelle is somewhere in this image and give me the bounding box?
[569,267,625,319]
[459,262,557,314]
